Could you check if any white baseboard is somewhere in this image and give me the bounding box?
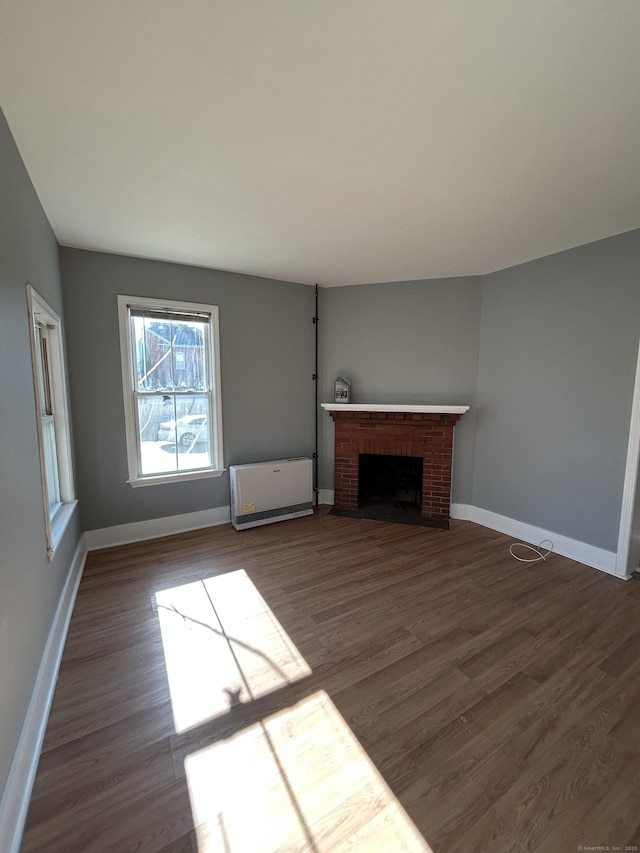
[449,503,472,521]
[86,496,621,574]
[85,505,231,551]
[320,494,618,576]
[450,503,619,577]
[0,536,87,853]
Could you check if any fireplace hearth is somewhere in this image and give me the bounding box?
[322,403,469,529]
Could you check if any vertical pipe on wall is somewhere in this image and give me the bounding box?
[313,284,319,505]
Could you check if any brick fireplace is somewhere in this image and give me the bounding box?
[322,404,469,528]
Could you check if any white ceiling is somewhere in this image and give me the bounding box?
[1,1,639,287]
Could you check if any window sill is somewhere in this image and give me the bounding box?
[48,500,78,562]
[127,468,226,488]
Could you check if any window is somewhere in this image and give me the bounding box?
[118,296,224,486]
[27,285,76,560]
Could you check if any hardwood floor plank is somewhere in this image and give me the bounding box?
[598,629,640,678]
[30,702,173,794]
[21,509,640,852]
[24,737,176,848]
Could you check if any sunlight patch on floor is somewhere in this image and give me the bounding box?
[155,570,311,733]
[185,690,432,852]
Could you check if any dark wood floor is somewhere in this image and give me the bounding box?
[22,507,640,852]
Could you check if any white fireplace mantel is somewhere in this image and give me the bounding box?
[321,403,470,414]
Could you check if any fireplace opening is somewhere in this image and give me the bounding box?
[358,454,423,521]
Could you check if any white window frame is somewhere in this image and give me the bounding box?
[118,295,225,487]
[27,285,77,561]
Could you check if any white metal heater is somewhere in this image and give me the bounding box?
[230,457,314,530]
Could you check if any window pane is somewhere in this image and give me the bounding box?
[138,394,211,476]
[42,415,61,513]
[133,316,207,393]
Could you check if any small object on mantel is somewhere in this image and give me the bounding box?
[334,376,351,403]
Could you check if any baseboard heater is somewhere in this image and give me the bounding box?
[230,457,314,530]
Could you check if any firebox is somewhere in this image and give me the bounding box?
[358,454,423,517]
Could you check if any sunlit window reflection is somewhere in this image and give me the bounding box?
[185,690,431,852]
[155,570,311,733]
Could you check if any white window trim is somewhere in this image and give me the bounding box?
[26,285,77,561]
[117,295,225,487]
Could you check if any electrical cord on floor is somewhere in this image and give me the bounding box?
[509,539,553,563]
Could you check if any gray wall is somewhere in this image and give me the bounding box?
[318,277,483,503]
[60,248,316,531]
[473,229,640,551]
[0,111,82,795]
